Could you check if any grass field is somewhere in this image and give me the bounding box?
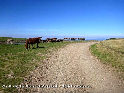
[90,39,124,79]
[0,41,72,93]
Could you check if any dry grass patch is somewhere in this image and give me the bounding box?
[90,39,124,79]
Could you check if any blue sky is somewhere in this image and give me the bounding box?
[0,0,124,39]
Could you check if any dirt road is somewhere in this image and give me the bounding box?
[21,42,124,93]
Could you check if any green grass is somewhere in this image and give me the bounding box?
[0,41,71,93]
[90,39,124,79]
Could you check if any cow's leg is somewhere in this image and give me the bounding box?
[37,43,39,48]
[27,44,29,49]
[25,43,28,50]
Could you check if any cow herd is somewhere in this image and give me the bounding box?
[25,37,85,49]
[64,38,85,40]
[41,37,85,43]
[41,38,64,43]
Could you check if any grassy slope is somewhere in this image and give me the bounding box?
[0,42,71,93]
[90,39,124,79]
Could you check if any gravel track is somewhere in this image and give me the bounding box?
[20,42,124,93]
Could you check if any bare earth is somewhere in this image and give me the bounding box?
[20,42,124,93]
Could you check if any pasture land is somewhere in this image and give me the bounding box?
[90,39,124,79]
[0,41,72,93]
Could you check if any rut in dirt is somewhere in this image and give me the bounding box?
[20,42,124,93]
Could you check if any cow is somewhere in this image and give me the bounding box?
[71,38,76,40]
[64,38,70,40]
[78,38,85,40]
[56,39,64,42]
[46,38,57,42]
[25,37,42,49]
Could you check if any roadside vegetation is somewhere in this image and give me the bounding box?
[90,39,124,79]
[0,41,72,93]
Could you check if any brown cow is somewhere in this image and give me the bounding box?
[64,38,70,40]
[46,38,52,42]
[71,38,77,40]
[25,37,42,49]
[78,38,85,40]
[46,38,57,42]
